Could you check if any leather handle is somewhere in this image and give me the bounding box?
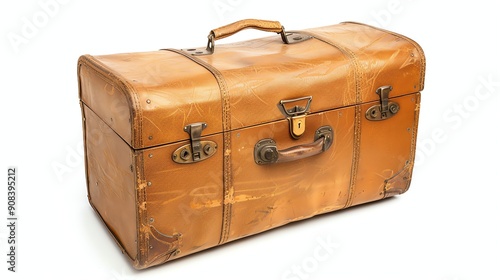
[210,19,284,40]
[182,19,311,55]
[204,19,293,54]
[254,126,333,165]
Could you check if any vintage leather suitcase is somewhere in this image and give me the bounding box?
[78,19,425,269]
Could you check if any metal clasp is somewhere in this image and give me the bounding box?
[278,96,312,139]
[184,122,206,162]
[172,122,218,164]
[366,86,400,121]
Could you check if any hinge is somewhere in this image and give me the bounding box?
[172,122,217,164]
[366,85,400,121]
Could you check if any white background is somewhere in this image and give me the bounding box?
[1,0,499,279]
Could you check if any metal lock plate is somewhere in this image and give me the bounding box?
[278,96,312,139]
[366,85,400,121]
[291,115,306,139]
[172,122,217,164]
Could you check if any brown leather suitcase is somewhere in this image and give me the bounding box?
[78,19,425,269]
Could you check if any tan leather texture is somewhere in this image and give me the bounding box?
[210,19,283,40]
[78,21,425,269]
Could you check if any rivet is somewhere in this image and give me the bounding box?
[180,149,190,160]
[149,154,153,158]
[407,128,411,132]
[147,181,152,187]
[173,154,178,159]
[148,135,153,140]
[149,217,154,223]
[95,181,98,186]
[146,99,151,104]
[204,144,213,155]
[389,104,399,114]
[149,245,153,249]
[83,117,86,122]
[410,52,415,57]
[110,117,113,122]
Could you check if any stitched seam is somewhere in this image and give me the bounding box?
[300,31,362,209]
[340,22,426,200]
[162,49,233,245]
[342,22,426,90]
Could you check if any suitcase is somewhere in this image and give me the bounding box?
[78,19,425,269]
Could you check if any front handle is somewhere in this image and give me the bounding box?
[254,126,333,165]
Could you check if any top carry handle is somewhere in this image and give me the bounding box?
[182,19,312,55]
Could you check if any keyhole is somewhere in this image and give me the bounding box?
[298,122,301,128]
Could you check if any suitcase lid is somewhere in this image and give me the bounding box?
[78,22,425,150]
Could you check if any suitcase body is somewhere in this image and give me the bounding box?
[78,20,425,269]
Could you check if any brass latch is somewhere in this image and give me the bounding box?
[365,85,400,121]
[278,96,312,139]
[172,122,217,164]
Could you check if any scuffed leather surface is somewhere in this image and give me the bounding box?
[78,22,425,269]
[351,93,419,206]
[83,106,137,261]
[138,133,225,267]
[79,61,132,145]
[229,107,355,241]
[78,22,424,150]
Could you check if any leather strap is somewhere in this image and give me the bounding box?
[298,30,363,209]
[163,48,234,245]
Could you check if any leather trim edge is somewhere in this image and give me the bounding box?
[77,55,143,149]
